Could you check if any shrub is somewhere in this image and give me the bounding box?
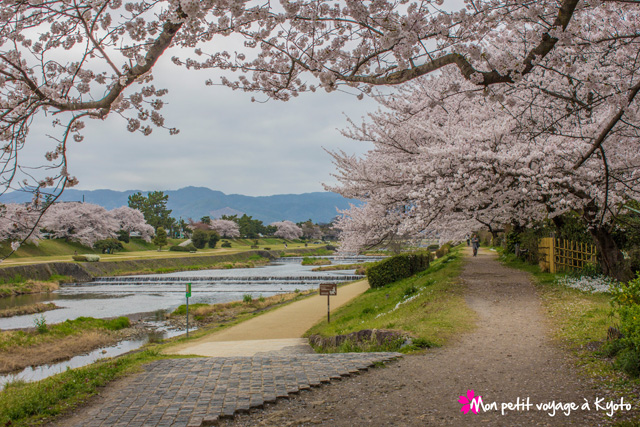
[366,252,431,288]
[117,229,130,243]
[263,247,271,250]
[34,315,47,333]
[152,227,168,249]
[615,348,640,377]
[93,238,124,254]
[208,231,220,248]
[169,244,197,252]
[505,231,520,254]
[172,303,208,316]
[325,244,336,251]
[250,245,259,249]
[609,275,640,376]
[221,241,232,248]
[72,254,100,262]
[611,275,640,307]
[191,229,208,249]
[435,243,451,259]
[625,246,640,276]
[243,293,253,303]
[105,317,130,330]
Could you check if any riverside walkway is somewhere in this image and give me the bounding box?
[61,280,402,427]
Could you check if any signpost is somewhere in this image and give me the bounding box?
[186,283,191,337]
[319,283,337,324]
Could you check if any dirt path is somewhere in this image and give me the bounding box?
[165,280,370,356]
[220,248,607,426]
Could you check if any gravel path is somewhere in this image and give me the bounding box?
[219,248,608,426]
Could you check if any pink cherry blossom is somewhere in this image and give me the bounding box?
[271,220,303,240]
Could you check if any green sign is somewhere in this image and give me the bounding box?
[186,283,191,298]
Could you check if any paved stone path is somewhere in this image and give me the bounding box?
[70,353,401,427]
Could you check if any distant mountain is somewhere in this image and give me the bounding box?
[0,186,359,224]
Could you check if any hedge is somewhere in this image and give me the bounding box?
[169,244,197,252]
[366,252,431,288]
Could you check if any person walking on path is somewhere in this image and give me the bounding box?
[471,234,480,256]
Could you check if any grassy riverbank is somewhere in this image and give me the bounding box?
[0,303,58,318]
[0,278,59,298]
[499,252,640,426]
[0,238,314,265]
[0,317,132,373]
[306,247,476,352]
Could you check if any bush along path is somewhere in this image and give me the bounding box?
[221,247,617,426]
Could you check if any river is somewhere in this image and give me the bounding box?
[0,256,380,388]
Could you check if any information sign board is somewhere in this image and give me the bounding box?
[319,283,337,296]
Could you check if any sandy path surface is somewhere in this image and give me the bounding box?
[220,248,607,426]
[165,280,371,356]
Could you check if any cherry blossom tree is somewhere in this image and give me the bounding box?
[328,70,640,280]
[0,202,155,252]
[210,0,640,171]
[271,220,303,240]
[299,220,323,240]
[4,1,637,202]
[2,0,640,270]
[41,202,120,247]
[209,219,241,238]
[0,203,43,250]
[109,206,154,241]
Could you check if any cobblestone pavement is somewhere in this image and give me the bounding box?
[73,353,401,427]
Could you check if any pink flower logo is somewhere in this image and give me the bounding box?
[458,389,482,414]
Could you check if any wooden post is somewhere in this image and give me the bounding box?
[319,283,337,324]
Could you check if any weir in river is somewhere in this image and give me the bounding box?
[86,275,364,285]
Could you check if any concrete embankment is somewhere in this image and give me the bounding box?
[0,247,329,283]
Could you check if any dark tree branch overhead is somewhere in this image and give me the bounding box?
[336,0,580,87]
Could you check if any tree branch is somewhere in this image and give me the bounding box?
[573,79,640,169]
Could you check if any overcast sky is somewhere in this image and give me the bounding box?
[25,51,378,197]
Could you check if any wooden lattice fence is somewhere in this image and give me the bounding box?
[538,237,597,273]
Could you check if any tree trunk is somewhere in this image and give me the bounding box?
[590,226,632,282]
